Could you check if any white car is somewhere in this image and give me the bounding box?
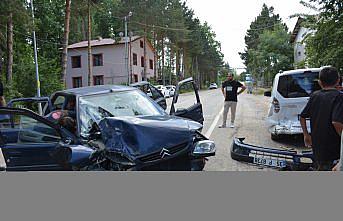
[166,85,176,97]
[208,83,218,90]
[155,85,170,98]
[266,68,323,140]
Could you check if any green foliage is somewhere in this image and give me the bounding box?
[0,0,224,100]
[302,0,343,73]
[240,4,286,68]
[248,24,293,84]
[241,4,292,85]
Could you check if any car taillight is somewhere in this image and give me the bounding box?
[272,98,280,113]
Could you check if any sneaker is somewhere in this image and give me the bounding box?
[229,123,235,128]
[219,125,227,128]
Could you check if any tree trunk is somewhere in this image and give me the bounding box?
[181,47,186,81]
[0,40,3,76]
[87,0,93,86]
[6,12,13,84]
[161,35,165,85]
[61,0,71,88]
[176,46,180,80]
[81,17,87,41]
[169,46,173,85]
[153,31,157,80]
[143,31,147,81]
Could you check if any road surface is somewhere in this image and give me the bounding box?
[167,89,306,171]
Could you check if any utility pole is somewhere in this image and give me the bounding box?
[87,0,93,86]
[31,0,42,114]
[124,12,132,85]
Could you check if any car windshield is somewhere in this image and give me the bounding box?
[277,71,321,98]
[79,90,164,136]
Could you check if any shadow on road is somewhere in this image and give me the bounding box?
[271,134,306,150]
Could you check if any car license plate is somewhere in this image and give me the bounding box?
[253,157,286,168]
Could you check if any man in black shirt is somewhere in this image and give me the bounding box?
[300,67,343,171]
[219,73,246,128]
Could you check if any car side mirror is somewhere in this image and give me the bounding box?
[264,91,272,97]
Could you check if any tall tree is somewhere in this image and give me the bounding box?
[6,12,13,84]
[302,0,343,72]
[61,0,71,87]
[240,4,285,73]
[248,24,293,84]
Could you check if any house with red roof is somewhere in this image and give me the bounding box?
[66,36,155,88]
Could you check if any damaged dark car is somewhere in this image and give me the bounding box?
[0,78,215,171]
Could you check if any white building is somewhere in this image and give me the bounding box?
[290,17,314,65]
[66,36,155,89]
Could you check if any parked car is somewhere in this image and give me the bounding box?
[130,81,167,110]
[265,68,322,140]
[208,83,218,90]
[166,85,176,97]
[0,78,213,171]
[155,85,171,98]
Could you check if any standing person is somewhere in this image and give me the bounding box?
[219,73,246,128]
[300,67,343,171]
[0,82,5,107]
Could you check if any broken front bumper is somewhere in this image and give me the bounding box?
[231,138,314,171]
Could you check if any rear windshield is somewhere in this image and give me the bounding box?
[277,71,321,98]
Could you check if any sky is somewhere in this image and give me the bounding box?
[185,0,315,73]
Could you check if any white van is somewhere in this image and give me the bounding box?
[266,68,322,140]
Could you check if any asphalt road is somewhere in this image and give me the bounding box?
[167,89,306,171]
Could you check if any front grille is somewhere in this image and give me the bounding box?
[140,153,191,171]
[138,142,189,163]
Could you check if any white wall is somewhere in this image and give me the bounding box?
[294,27,311,64]
[66,39,155,88]
[130,39,155,82]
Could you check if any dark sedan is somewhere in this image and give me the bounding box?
[0,78,214,171]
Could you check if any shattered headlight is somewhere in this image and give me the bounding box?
[192,140,216,157]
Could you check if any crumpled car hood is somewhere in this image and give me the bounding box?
[98,115,200,158]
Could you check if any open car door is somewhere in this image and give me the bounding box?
[131,82,167,110]
[170,78,204,124]
[7,97,53,116]
[0,107,74,171]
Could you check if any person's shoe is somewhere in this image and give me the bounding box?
[219,125,227,128]
[229,123,235,128]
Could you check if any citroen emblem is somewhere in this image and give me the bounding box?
[160,148,171,159]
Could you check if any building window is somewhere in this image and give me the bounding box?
[141,56,145,67]
[72,77,82,88]
[93,75,104,86]
[133,53,138,66]
[93,54,103,66]
[149,59,153,70]
[134,74,138,83]
[140,40,144,48]
[298,51,302,57]
[71,56,81,68]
